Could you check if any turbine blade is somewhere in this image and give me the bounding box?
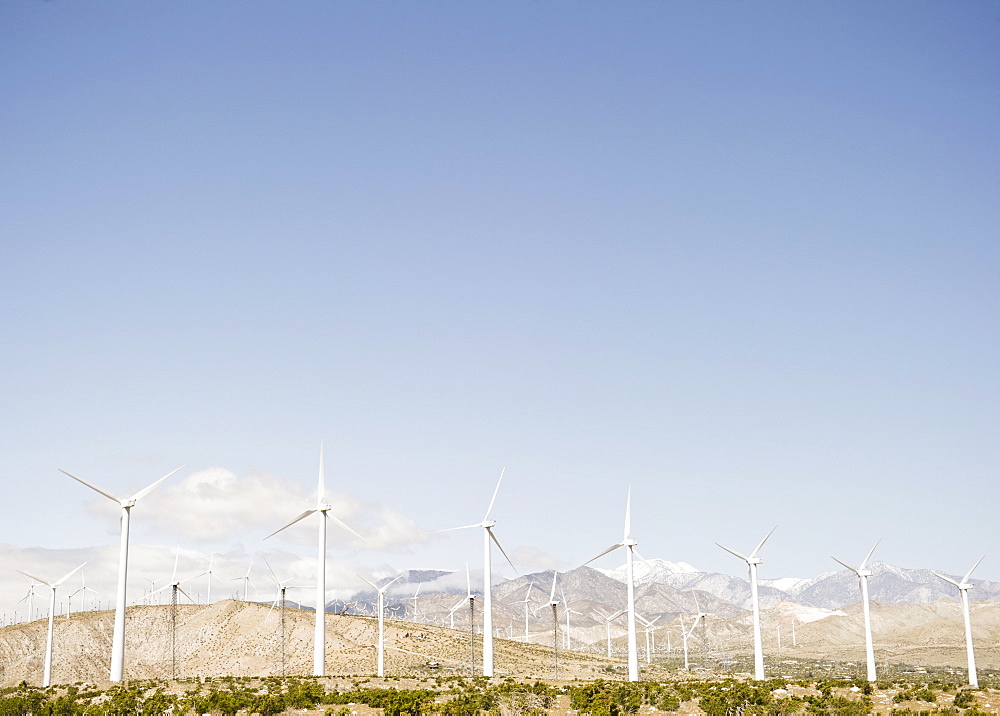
[354,573,378,591]
[262,557,281,587]
[750,526,777,558]
[488,528,517,573]
[60,470,122,504]
[932,571,961,588]
[328,513,366,542]
[483,466,506,521]
[177,586,195,603]
[623,486,632,541]
[317,442,326,502]
[962,555,986,583]
[436,523,482,533]
[585,543,624,565]
[859,540,881,570]
[171,545,180,582]
[53,563,87,587]
[131,465,185,501]
[831,556,858,573]
[549,571,558,602]
[265,509,316,539]
[716,542,750,562]
[382,574,404,591]
[465,563,472,595]
[15,570,52,588]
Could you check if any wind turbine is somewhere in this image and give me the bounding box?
[597,609,625,658]
[560,588,582,651]
[637,614,661,664]
[933,556,986,688]
[511,582,534,641]
[586,487,640,681]
[355,572,404,677]
[193,554,217,605]
[61,465,184,682]
[17,578,41,623]
[831,540,880,682]
[233,561,257,602]
[265,444,364,677]
[262,558,312,677]
[149,546,196,679]
[717,526,775,680]
[15,563,85,687]
[679,601,708,671]
[439,467,516,677]
[546,572,560,679]
[406,583,422,623]
[67,569,99,617]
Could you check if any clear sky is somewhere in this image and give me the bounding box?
[1,1,998,612]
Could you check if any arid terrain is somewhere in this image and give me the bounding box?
[2,597,998,688]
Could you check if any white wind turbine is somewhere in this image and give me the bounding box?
[266,445,364,677]
[68,570,99,617]
[586,487,640,681]
[406,583,422,623]
[933,556,986,688]
[679,598,708,671]
[355,572,404,677]
[233,561,257,601]
[831,540,880,682]
[440,468,516,677]
[597,609,625,658]
[511,582,534,641]
[717,526,775,681]
[560,588,583,650]
[15,563,85,687]
[637,614,661,664]
[193,554,217,605]
[61,465,184,682]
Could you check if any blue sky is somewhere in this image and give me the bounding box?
[1,1,998,611]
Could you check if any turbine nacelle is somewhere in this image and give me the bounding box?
[624,538,638,548]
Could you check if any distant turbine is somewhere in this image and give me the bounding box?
[440,467,516,677]
[636,614,661,664]
[406,583,422,623]
[511,582,534,641]
[717,526,775,680]
[586,487,640,681]
[679,596,708,671]
[263,558,312,677]
[150,546,196,679]
[15,563,85,687]
[546,572,560,678]
[192,554,216,605]
[933,556,986,687]
[356,572,404,677]
[62,465,184,682]
[560,587,582,650]
[598,609,625,658]
[233,560,257,601]
[68,570,99,617]
[266,444,364,677]
[832,540,880,682]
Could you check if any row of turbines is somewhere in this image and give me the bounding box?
[14,448,989,689]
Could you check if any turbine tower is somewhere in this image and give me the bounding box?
[440,468,516,677]
[15,563,85,687]
[61,465,184,682]
[933,556,986,687]
[717,526,775,680]
[355,572,403,677]
[586,487,640,681]
[832,540,880,682]
[266,444,364,677]
[263,557,312,677]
